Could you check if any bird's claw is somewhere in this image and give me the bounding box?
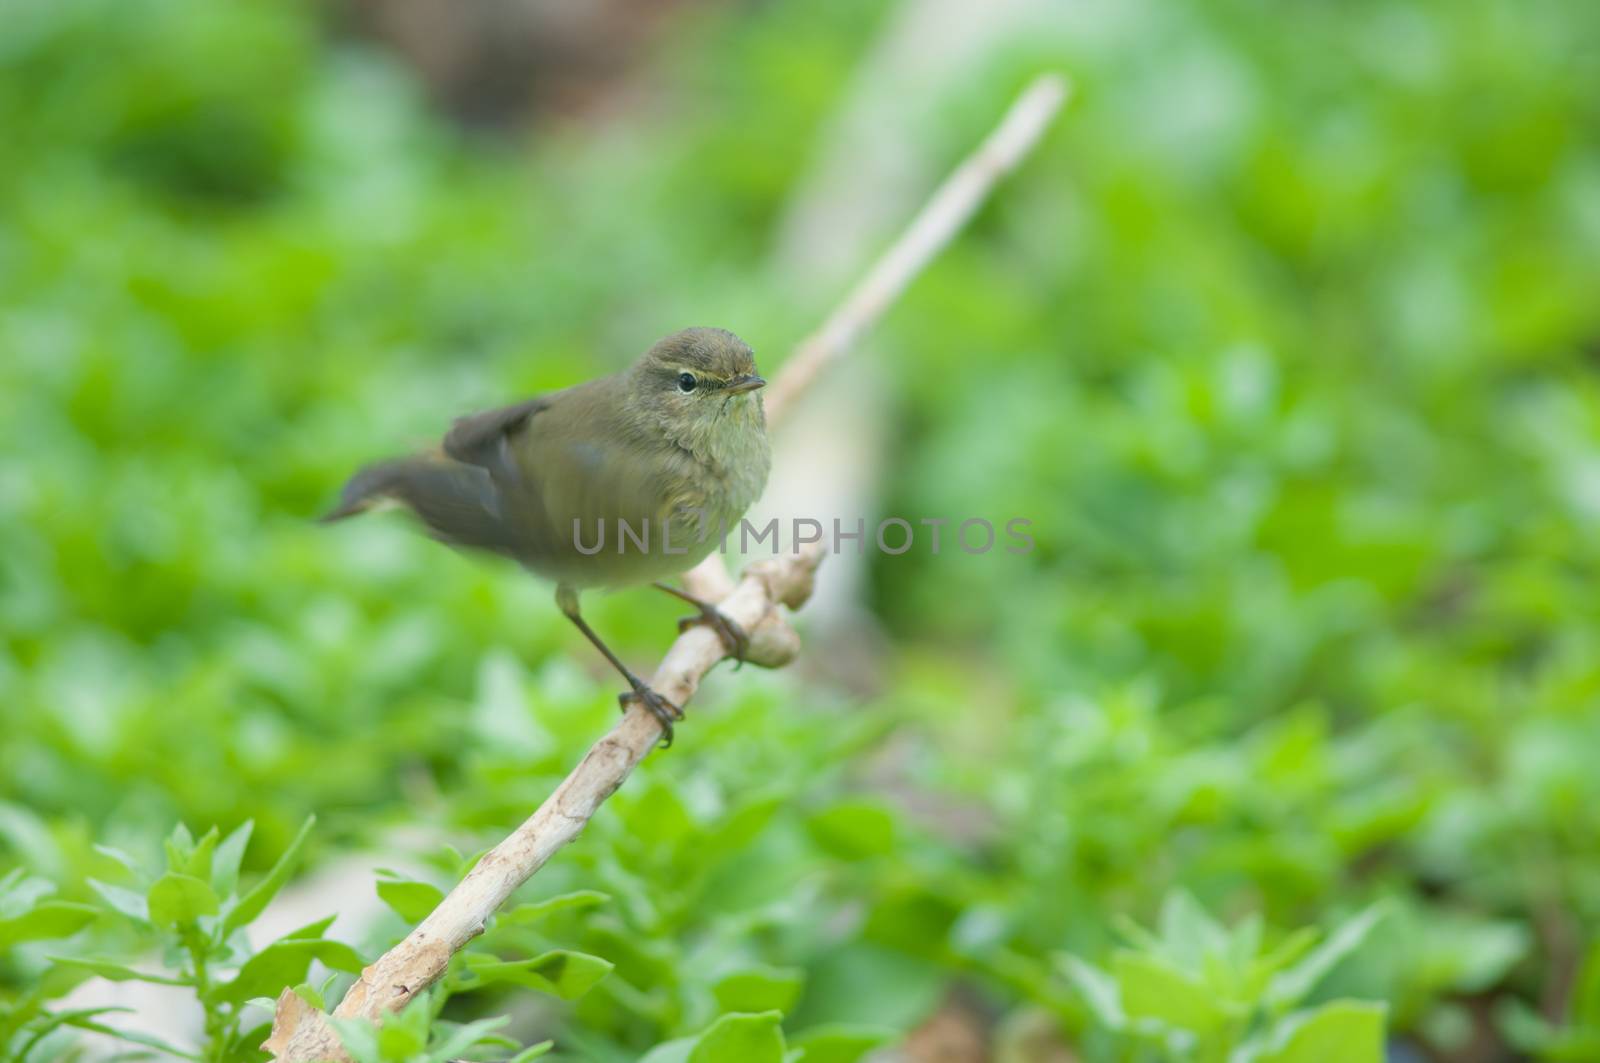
[619,684,683,747]
[677,607,750,669]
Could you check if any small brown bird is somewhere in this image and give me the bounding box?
[323,328,771,744]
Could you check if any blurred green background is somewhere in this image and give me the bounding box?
[3,0,1600,1060]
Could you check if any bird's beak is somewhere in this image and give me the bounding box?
[724,374,766,394]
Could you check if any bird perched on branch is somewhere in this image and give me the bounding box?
[323,327,771,744]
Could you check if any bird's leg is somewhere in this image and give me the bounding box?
[556,584,682,747]
[651,581,749,667]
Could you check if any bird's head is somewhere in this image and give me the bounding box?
[630,327,767,434]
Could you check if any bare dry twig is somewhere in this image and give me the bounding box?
[761,73,1069,424]
[267,71,1068,1060]
[685,71,1068,600]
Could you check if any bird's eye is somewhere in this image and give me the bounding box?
[677,372,698,393]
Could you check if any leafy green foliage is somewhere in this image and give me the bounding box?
[0,871,97,950]
[3,0,1598,1058]
[8,819,322,1060]
[7,818,579,1060]
[330,989,551,1063]
[457,951,614,1001]
[1060,892,1385,1061]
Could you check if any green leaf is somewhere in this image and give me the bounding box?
[1258,927,1319,982]
[1112,951,1219,1034]
[283,914,337,941]
[210,936,364,1005]
[63,1014,204,1061]
[496,889,609,925]
[88,879,151,924]
[1257,1001,1386,1063]
[391,993,436,1045]
[462,950,613,1000]
[1267,905,1383,1009]
[377,1015,428,1059]
[282,986,323,1013]
[1155,890,1229,968]
[689,1011,785,1063]
[375,877,444,923]
[288,971,340,1012]
[147,872,221,928]
[506,1042,555,1063]
[182,826,220,882]
[164,823,196,871]
[423,1016,511,1063]
[222,815,314,936]
[329,1017,383,1063]
[211,820,254,899]
[1058,954,1126,1029]
[91,844,146,881]
[8,1006,132,1057]
[46,956,190,986]
[639,1038,695,1063]
[712,966,804,1015]
[789,1024,896,1063]
[0,900,98,946]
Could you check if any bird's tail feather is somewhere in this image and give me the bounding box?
[319,458,418,523]
[319,455,510,552]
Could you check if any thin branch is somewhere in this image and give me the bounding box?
[267,72,1068,1059]
[761,73,1070,425]
[684,71,1069,601]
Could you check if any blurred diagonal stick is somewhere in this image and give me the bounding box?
[267,71,1068,1059]
[685,69,1070,601]
[762,72,1068,425]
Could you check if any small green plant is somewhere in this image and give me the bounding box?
[327,987,554,1063]
[1060,892,1387,1062]
[1,867,103,1059]
[36,816,349,1061]
[20,819,592,1061]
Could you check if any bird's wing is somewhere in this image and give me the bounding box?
[442,396,552,482]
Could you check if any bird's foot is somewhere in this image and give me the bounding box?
[652,582,749,668]
[618,683,684,747]
[676,605,750,668]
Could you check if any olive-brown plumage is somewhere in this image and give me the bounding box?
[324,327,771,742]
